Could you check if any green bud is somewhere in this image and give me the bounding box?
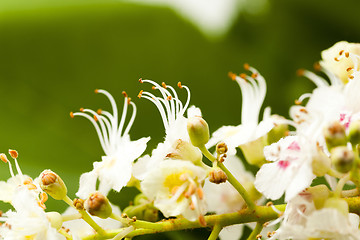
[167,139,202,164]
[324,121,347,150]
[306,185,330,209]
[46,212,63,230]
[267,115,289,144]
[208,167,227,184]
[142,207,159,222]
[39,170,67,200]
[84,191,112,219]
[312,148,331,176]
[239,136,267,167]
[134,193,148,206]
[330,146,354,173]
[348,119,360,146]
[187,116,210,147]
[323,197,349,216]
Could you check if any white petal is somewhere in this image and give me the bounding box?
[76,171,98,199]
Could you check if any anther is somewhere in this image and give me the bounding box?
[138,78,143,83]
[228,72,237,81]
[239,73,247,79]
[313,62,321,71]
[177,82,183,88]
[251,73,258,79]
[73,198,85,210]
[334,57,340,62]
[299,108,308,113]
[266,201,273,207]
[26,183,37,190]
[94,89,99,94]
[132,216,137,222]
[347,67,353,72]
[196,188,204,200]
[40,192,48,204]
[199,215,206,227]
[152,86,156,90]
[295,99,301,105]
[137,90,143,98]
[70,112,74,118]
[189,201,195,210]
[296,69,305,76]
[127,97,131,105]
[263,222,269,227]
[345,52,350,58]
[243,63,250,71]
[97,109,102,115]
[122,91,128,98]
[349,75,354,79]
[93,115,98,121]
[256,234,262,239]
[161,82,167,88]
[167,96,172,101]
[80,108,84,112]
[339,50,344,55]
[0,153,8,163]
[9,149,18,159]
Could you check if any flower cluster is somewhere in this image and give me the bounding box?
[1,41,360,240]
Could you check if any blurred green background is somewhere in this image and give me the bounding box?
[0,0,360,238]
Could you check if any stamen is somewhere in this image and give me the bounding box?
[152,86,156,90]
[177,82,183,88]
[243,63,250,71]
[251,73,258,79]
[0,153,8,163]
[138,78,143,83]
[94,89,99,94]
[80,108,84,112]
[196,188,204,200]
[296,69,305,76]
[228,72,237,81]
[349,75,354,79]
[313,62,321,71]
[345,52,350,58]
[190,201,195,210]
[334,57,340,62]
[167,96,172,100]
[9,150,18,159]
[97,109,102,115]
[123,102,137,136]
[239,73,247,79]
[70,112,74,118]
[122,91,128,98]
[138,90,143,98]
[339,50,344,55]
[162,82,167,89]
[93,115,98,121]
[127,97,131,105]
[347,67,353,72]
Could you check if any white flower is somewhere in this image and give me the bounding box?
[141,160,207,222]
[72,89,150,198]
[271,193,360,240]
[0,187,65,240]
[254,136,315,201]
[207,67,275,165]
[62,204,121,240]
[133,80,202,180]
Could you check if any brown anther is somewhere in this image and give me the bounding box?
[40,192,48,205]
[209,168,228,184]
[152,86,156,90]
[228,72,237,81]
[243,63,250,70]
[132,216,137,222]
[27,183,37,190]
[167,96,172,100]
[294,99,301,105]
[94,89,99,93]
[122,91,128,98]
[189,201,195,210]
[38,201,46,210]
[198,215,206,227]
[177,82,183,88]
[9,149,18,159]
[266,201,273,207]
[93,115,98,121]
[251,73,258,79]
[97,109,102,115]
[196,188,204,200]
[299,108,308,113]
[334,57,340,61]
[347,67,354,72]
[161,82,167,88]
[339,50,344,55]
[138,90,143,98]
[80,108,84,112]
[345,52,350,58]
[296,69,305,76]
[70,112,74,118]
[0,153,8,163]
[41,172,57,186]
[73,198,85,210]
[23,178,32,185]
[349,75,354,79]
[313,62,321,71]
[127,97,131,105]
[267,232,273,238]
[138,78,143,83]
[219,156,226,163]
[263,222,269,227]
[239,73,247,79]
[121,213,128,218]
[187,183,196,196]
[256,234,262,239]
[216,142,228,155]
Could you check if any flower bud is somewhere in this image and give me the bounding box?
[323,197,349,216]
[216,142,228,155]
[312,149,331,176]
[348,119,360,146]
[330,146,354,173]
[208,167,227,184]
[306,185,330,209]
[84,192,112,219]
[324,121,347,150]
[187,116,210,147]
[239,136,267,167]
[167,139,202,164]
[46,212,63,230]
[39,170,67,200]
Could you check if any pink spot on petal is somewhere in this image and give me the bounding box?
[278,160,290,169]
[340,113,346,121]
[287,141,300,151]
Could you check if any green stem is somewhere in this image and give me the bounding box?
[208,224,222,240]
[63,195,75,208]
[218,162,256,210]
[342,188,359,198]
[247,222,263,240]
[328,168,345,179]
[199,145,217,162]
[350,145,360,188]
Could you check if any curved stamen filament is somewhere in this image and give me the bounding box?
[96,90,118,133]
[140,95,170,130]
[179,85,191,116]
[117,97,128,138]
[123,102,137,136]
[303,70,329,88]
[166,85,180,115]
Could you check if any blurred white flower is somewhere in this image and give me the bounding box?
[72,89,150,198]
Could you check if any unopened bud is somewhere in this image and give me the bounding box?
[187,116,210,147]
[306,185,330,209]
[39,170,67,200]
[312,149,331,176]
[167,139,202,164]
[84,192,112,219]
[209,167,227,184]
[74,198,85,210]
[46,212,63,230]
[323,197,349,216]
[348,119,360,146]
[324,121,347,150]
[216,142,228,155]
[239,136,267,167]
[330,146,354,173]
